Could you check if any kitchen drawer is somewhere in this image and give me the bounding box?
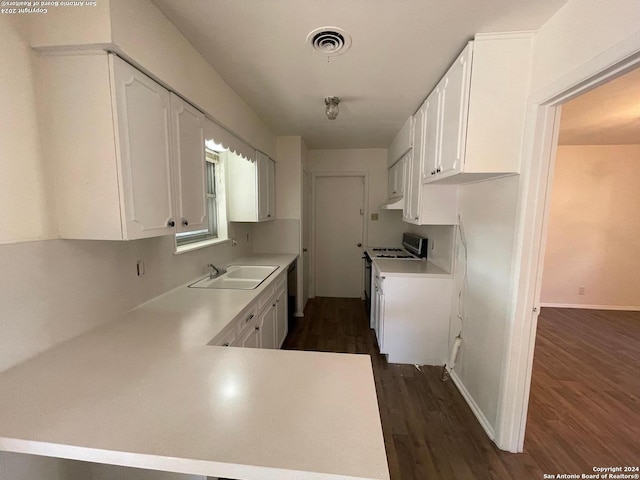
[258,284,275,311]
[211,326,236,347]
[235,302,259,336]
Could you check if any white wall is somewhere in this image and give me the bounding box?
[0,15,57,244]
[540,145,640,309]
[531,0,640,94]
[0,231,252,374]
[307,149,406,247]
[450,176,520,430]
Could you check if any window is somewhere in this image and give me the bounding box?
[175,149,228,248]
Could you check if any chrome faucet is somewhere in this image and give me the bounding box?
[207,264,226,279]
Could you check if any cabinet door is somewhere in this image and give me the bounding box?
[257,151,270,221]
[267,158,275,219]
[275,286,288,348]
[388,162,401,198]
[407,105,425,223]
[421,87,441,183]
[396,158,405,196]
[239,321,261,348]
[170,94,207,234]
[387,164,396,198]
[112,56,175,240]
[258,303,277,350]
[437,46,472,179]
[401,152,413,222]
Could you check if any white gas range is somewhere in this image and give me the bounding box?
[363,233,428,310]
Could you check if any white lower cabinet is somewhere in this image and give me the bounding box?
[239,317,261,348]
[372,267,452,365]
[213,271,288,350]
[257,296,277,350]
[275,284,288,348]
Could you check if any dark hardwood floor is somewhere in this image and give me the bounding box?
[283,298,640,480]
[526,307,640,472]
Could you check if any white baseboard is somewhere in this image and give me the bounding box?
[540,303,640,311]
[450,371,495,441]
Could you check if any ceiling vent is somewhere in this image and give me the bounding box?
[306,27,352,56]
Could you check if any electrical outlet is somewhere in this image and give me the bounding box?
[371,213,379,221]
[578,286,586,295]
[136,260,145,276]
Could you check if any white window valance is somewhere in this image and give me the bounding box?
[203,117,255,162]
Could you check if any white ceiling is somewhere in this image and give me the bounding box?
[558,67,640,145]
[152,0,569,149]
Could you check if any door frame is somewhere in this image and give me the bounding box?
[310,172,369,299]
[495,37,640,452]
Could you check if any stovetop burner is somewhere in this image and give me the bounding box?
[371,247,403,252]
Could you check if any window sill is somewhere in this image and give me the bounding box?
[174,237,231,255]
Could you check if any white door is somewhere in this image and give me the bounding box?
[314,175,365,298]
[302,171,311,305]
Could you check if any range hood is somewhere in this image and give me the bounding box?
[380,197,404,210]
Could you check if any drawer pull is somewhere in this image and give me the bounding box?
[222,342,230,347]
[246,314,254,322]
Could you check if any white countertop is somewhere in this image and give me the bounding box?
[372,258,451,278]
[0,254,389,480]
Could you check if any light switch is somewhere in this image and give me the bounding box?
[371,213,379,221]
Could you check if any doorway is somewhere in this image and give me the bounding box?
[523,66,640,467]
[312,174,366,298]
[500,48,640,453]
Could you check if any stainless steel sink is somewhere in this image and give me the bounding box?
[188,265,279,290]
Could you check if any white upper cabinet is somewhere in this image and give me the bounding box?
[387,157,405,199]
[420,88,442,183]
[227,150,275,222]
[42,53,208,240]
[112,58,177,239]
[387,116,413,167]
[422,33,534,184]
[404,106,458,226]
[170,93,207,234]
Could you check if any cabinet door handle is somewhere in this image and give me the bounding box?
[267,214,272,218]
[246,314,254,322]
[222,342,230,347]
[272,303,276,307]
[167,219,175,227]
[255,326,260,331]
[436,168,441,173]
[414,216,419,220]
[182,219,189,226]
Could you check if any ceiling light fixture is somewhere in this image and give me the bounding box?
[324,97,340,120]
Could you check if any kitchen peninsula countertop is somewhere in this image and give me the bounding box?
[372,258,452,278]
[0,254,389,480]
